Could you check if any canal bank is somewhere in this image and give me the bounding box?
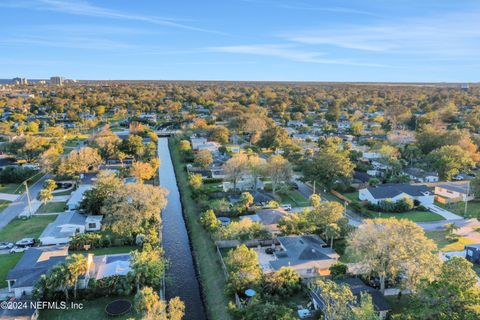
[157,138,206,320]
[168,137,232,320]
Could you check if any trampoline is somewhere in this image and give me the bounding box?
[105,299,132,317]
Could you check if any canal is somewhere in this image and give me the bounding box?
[157,138,206,320]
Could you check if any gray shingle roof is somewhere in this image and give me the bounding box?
[367,183,432,199]
[6,246,68,287]
[270,235,336,270]
[437,183,469,194]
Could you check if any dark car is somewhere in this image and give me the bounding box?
[265,248,275,255]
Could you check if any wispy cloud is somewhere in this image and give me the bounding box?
[207,44,386,67]
[0,36,135,51]
[284,10,480,58]
[0,0,225,35]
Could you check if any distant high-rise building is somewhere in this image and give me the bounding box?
[461,83,470,92]
[12,77,28,85]
[50,76,64,86]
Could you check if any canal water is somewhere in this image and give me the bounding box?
[157,138,207,320]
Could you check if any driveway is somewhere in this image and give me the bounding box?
[427,204,464,220]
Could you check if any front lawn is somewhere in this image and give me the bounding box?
[337,192,444,222]
[36,201,67,213]
[279,190,310,207]
[0,172,44,194]
[376,211,445,222]
[0,215,57,242]
[426,230,476,251]
[0,253,23,287]
[437,201,480,218]
[40,296,139,320]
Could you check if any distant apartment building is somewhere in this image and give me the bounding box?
[50,76,64,86]
[12,77,28,85]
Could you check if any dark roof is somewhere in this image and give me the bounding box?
[311,278,390,312]
[465,244,480,250]
[270,235,335,270]
[436,183,469,194]
[335,278,391,312]
[6,246,68,287]
[366,184,432,199]
[353,171,371,183]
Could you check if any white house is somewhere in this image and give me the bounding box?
[404,167,439,183]
[39,212,103,246]
[359,184,434,206]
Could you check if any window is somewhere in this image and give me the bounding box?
[88,223,96,229]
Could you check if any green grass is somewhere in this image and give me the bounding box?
[279,190,310,207]
[437,201,480,218]
[40,296,139,320]
[335,192,444,222]
[0,172,44,194]
[0,200,10,213]
[53,189,74,196]
[170,137,232,320]
[0,215,57,242]
[37,201,67,213]
[0,253,23,288]
[426,230,476,251]
[75,246,138,256]
[375,211,445,222]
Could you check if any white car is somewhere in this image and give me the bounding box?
[10,246,27,254]
[0,242,14,250]
[15,238,35,246]
[280,204,292,211]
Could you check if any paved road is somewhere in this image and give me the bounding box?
[0,174,49,230]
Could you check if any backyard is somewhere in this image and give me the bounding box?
[40,296,138,320]
[0,215,57,242]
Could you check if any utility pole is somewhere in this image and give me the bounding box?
[24,181,33,218]
[465,182,470,217]
[313,180,316,194]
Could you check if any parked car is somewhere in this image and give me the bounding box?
[265,247,275,255]
[0,242,14,250]
[15,238,35,247]
[280,204,292,211]
[10,246,27,254]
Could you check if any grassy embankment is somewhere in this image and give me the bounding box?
[169,137,232,320]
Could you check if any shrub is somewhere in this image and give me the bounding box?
[0,166,37,183]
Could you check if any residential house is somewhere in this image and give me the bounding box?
[310,277,391,319]
[6,246,68,298]
[435,183,474,204]
[359,183,434,206]
[260,235,339,278]
[404,167,439,183]
[190,136,220,152]
[80,253,132,288]
[0,305,38,320]
[39,212,103,245]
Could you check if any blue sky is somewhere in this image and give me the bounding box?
[1,0,479,82]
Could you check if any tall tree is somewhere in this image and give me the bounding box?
[223,154,248,191]
[267,155,292,195]
[347,218,440,293]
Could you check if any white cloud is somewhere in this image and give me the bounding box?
[207,44,386,67]
[284,11,480,58]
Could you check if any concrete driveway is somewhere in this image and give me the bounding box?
[427,204,464,220]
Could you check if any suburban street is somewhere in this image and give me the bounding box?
[0,174,49,230]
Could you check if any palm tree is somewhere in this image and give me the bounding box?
[45,264,72,301]
[325,223,341,248]
[67,254,88,299]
